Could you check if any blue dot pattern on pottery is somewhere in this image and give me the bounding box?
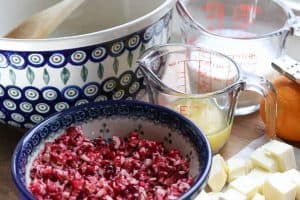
[0,70,145,128]
[16,101,209,189]
[0,12,170,69]
[0,11,173,128]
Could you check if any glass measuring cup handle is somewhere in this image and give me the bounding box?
[241,72,277,138]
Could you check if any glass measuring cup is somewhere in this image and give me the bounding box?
[176,0,300,115]
[137,44,276,153]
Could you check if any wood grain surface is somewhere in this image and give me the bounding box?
[0,112,266,200]
[0,124,24,200]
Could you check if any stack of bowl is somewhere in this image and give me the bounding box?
[6,1,214,199]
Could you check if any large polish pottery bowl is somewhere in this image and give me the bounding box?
[0,0,174,128]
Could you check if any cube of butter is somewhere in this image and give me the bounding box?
[262,140,296,172]
[207,192,223,200]
[221,189,247,200]
[263,173,297,200]
[283,169,300,200]
[195,190,209,200]
[247,168,271,193]
[208,154,227,192]
[252,193,265,200]
[250,148,278,172]
[196,192,222,200]
[229,175,260,199]
[227,158,252,182]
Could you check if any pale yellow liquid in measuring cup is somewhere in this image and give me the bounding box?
[172,99,232,153]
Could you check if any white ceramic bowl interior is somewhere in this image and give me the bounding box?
[0,0,174,50]
[0,0,165,37]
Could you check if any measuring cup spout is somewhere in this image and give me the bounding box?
[241,72,277,138]
[136,47,163,90]
[137,46,172,103]
[137,45,191,97]
[137,58,180,100]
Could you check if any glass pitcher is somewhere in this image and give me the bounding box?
[137,44,276,153]
[176,0,299,115]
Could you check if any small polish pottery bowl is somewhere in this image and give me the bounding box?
[12,100,212,199]
[0,0,174,128]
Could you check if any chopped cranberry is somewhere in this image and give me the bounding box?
[29,127,193,200]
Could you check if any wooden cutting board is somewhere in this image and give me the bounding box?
[221,112,265,159]
[222,112,300,159]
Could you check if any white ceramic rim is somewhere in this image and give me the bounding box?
[0,0,175,51]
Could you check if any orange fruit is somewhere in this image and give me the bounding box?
[260,76,300,142]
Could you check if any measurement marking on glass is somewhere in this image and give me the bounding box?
[202,2,261,30]
[178,104,201,118]
[202,2,224,30]
[177,60,188,93]
[176,57,212,93]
